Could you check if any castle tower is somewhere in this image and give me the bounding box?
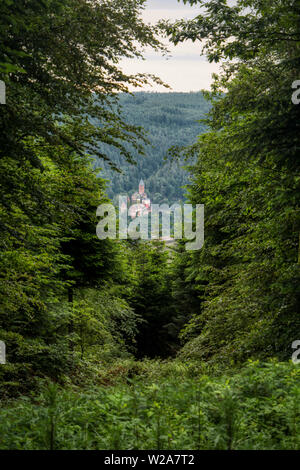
[139,179,145,195]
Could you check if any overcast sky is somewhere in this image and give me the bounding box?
[121,0,221,92]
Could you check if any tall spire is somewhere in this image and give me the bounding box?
[139,178,145,195]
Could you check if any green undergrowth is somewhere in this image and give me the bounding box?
[0,360,300,450]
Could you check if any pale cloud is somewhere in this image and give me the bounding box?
[142,8,198,22]
[120,0,222,92]
[121,58,220,93]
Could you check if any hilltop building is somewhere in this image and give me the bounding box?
[129,179,151,218]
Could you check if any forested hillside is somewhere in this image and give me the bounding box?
[96,92,210,204]
[0,0,300,452]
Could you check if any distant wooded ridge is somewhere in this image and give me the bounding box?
[94,92,211,205]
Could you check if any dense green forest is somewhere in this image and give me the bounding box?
[0,0,300,451]
[97,92,211,204]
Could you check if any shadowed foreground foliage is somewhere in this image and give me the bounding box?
[0,361,300,450]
